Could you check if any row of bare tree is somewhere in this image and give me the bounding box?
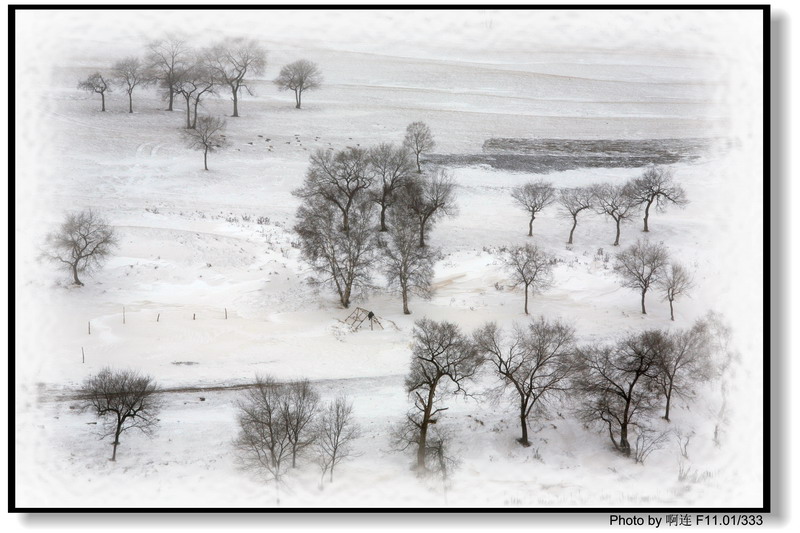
[512,166,688,245]
[294,123,453,314]
[78,35,322,118]
[79,369,359,492]
[397,314,719,472]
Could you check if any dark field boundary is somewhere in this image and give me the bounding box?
[427,137,721,173]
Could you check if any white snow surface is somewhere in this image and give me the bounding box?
[13,10,765,511]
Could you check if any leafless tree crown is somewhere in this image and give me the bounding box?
[474,318,575,446]
[558,186,595,244]
[147,35,191,111]
[377,214,440,315]
[45,209,117,286]
[403,121,435,173]
[502,243,555,315]
[294,199,377,308]
[401,319,483,471]
[613,239,670,315]
[78,72,111,111]
[315,395,360,484]
[234,375,294,492]
[396,168,457,247]
[510,180,556,237]
[203,38,267,117]
[294,147,374,232]
[112,56,153,113]
[181,115,228,170]
[572,330,666,456]
[368,143,415,232]
[627,166,688,232]
[81,368,160,461]
[592,182,639,246]
[274,59,323,109]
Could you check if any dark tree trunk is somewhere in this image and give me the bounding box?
[231,85,239,117]
[614,218,621,246]
[524,283,529,315]
[664,385,673,421]
[416,386,437,470]
[71,263,83,286]
[419,222,426,248]
[379,204,388,231]
[402,285,410,315]
[128,92,133,113]
[669,298,675,321]
[111,424,122,461]
[342,210,350,233]
[203,148,208,171]
[528,214,534,237]
[415,152,421,173]
[643,199,652,232]
[341,284,351,309]
[641,288,647,314]
[295,89,301,109]
[519,404,530,446]
[620,399,631,456]
[619,422,630,456]
[192,98,200,128]
[168,87,174,111]
[568,215,578,244]
[100,92,106,112]
[184,94,192,128]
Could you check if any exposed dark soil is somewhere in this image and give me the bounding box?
[426,137,720,173]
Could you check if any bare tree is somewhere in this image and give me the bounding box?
[558,186,594,244]
[653,320,713,421]
[281,379,320,468]
[146,35,190,111]
[174,60,216,129]
[182,115,228,170]
[112,57,151,113]
[315,395,360,484]
[294,199,376,308]
[234,375,292,503]
[592,183,638,246]
[573,331,666,456]
[368,143,415,231]
[403,121,435,173]
[502,244,554,315]
[401,319,483,471]
[81,368,160,461]
[273,59,322,109]
[293,147,373,232]
[377,214,439,314]
[474,318,575,446]
[511,180,555,237]
[632,426,669,464]
[658,262,694,321]
[78,72,111,112]
[204,38,267,117]
[627,166,688,232]
[45,209,117,286]
[397,169,457,247]
[614,239,670,315]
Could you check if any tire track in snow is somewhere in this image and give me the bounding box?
[39,374,406,403]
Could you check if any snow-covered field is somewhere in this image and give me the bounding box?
[13,10,765,510]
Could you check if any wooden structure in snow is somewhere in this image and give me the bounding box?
[343,307,384,331]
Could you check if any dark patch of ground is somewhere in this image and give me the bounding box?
[426,137,720,173]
